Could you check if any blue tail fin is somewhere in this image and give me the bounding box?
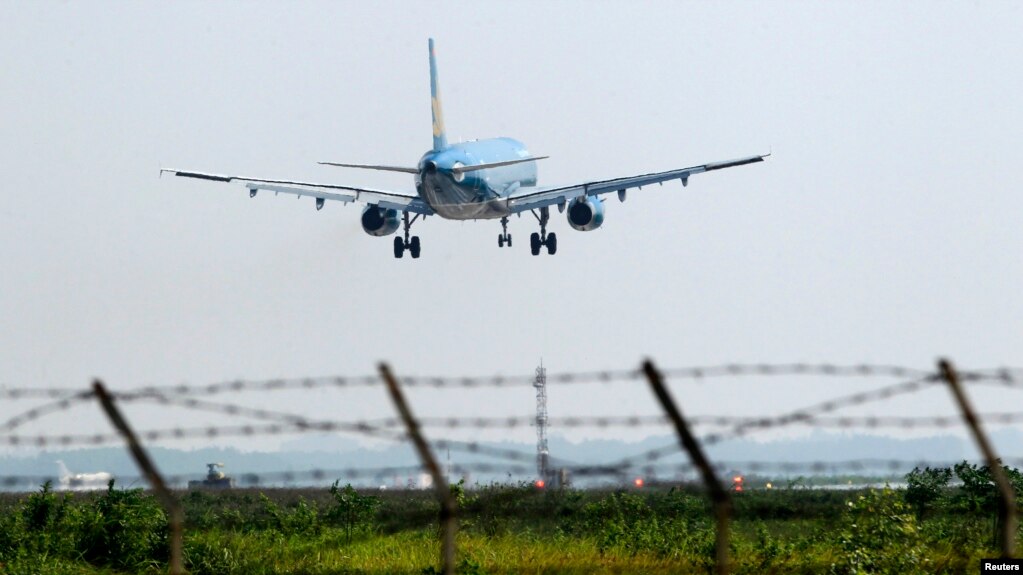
[429,38,448,151]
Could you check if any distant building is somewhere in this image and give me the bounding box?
[188,463,235,489]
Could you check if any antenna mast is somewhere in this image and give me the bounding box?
[533,362,549,481]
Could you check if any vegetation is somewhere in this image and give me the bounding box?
[0,462,1019,574]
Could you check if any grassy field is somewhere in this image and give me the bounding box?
[0,465,1014,574]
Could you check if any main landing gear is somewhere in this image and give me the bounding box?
[497,216,512,248]
[529,207,557,256]
[393,211,421,259]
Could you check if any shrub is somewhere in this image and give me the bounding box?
[76,481,169,571]
[581,491,644,552]
[259,493,320,535]
[833,487,927,574]
[750,520,792,570]
[4,482,81,561]
[325,481,380,543]
[905,466,951,517]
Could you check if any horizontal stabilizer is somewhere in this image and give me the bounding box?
[318,156,548,175]
[317,162,419,174]
[452,156,549,174]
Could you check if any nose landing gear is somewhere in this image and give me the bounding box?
[529,207,557,256]
[393,211,422,259]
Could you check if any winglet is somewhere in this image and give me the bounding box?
[429,38,448,151]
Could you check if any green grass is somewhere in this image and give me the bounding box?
[0,472,1017,574]
[182,527,808,575]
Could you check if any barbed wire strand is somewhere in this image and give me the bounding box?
[0,363,954,401]
[6,409,1023,452]
[111,391,406,442]
[0,391,96,434]
[609,375,944,467]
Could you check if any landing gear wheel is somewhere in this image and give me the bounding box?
[530,207,555,256]
[498,217,512,249]
[394,211,424,259]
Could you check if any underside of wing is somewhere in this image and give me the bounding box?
[505,154,767,214]
[160,169,434,215]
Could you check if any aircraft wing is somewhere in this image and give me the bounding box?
[160,169,435,215]
[505,154,767,214]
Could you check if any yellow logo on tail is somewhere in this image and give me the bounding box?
[432,96,445,138]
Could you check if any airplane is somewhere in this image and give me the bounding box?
[56,460,114,491]
[161,39,767,259]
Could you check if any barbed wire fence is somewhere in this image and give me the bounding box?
[2,359,1023,573]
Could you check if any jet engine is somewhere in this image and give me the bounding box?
[566,196,605,231]
[361,206,400,236]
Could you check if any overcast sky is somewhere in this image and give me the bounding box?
[1,2,1021,456]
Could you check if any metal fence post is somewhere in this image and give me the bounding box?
[939,359,1016,557]
[643,359,731,575]
[379,363,457,575]
[92,381,184,574]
